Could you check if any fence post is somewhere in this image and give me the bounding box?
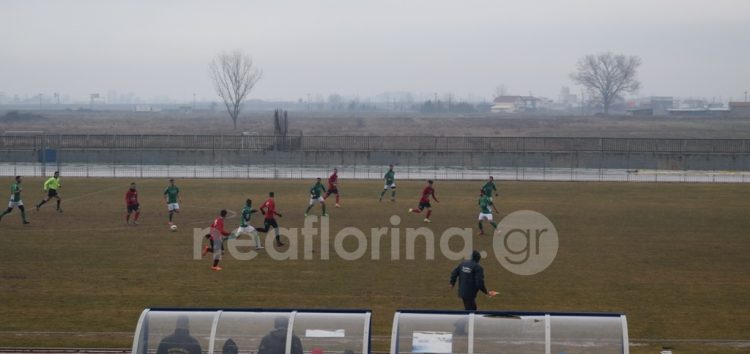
[40,133,46,177]
[433,136,438,180]
[111,135,116,178]
[521,137,526,181]
[743,140,747,183]
[56,134,62,173]
[85,135,89,178]
[626,139,631,182]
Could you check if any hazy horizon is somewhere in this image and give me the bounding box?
[1,0,749,103]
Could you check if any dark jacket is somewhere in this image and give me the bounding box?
[222,338,238,354]
[258,327,303,354]
[155,329,202,354]
[450,251,488,299]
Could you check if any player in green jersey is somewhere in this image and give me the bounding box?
[477,194,499,236]
[36,171,62,212]
[230,198,263,250]
[305,178,327,216]
[1,176,30,224]
[480,176,498,200]
[379,164,397,202]
[164,178,180,226]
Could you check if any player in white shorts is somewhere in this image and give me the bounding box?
[305,178,327,216]
[379,164,397,202]
[0,176,30,224]
[477,194,499,236]
[231,199,263,250]
[163,179,180,226]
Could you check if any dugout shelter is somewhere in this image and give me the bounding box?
[390,309,629,354]
[132,308,372,354]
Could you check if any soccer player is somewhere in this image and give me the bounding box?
[323,168,340,207]
[206,209,231,271]
[36,171,62,213]
[259,192,285,247]
[164,178,180,226]
[125,182,141,225]
[409,179,439,223]
[0,176,30,224]
[481,176,498,200]
[379,164,396,202]
[477,194,499,236]
[305,178,327,217]
[231,198,263,250]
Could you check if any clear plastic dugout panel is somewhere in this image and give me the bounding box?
[392,313,470,354]
[549,315,626,354]
[132,308,371,354]
[391,310,628,354]
[473,313,547,354]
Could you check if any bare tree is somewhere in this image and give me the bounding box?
[209,50,263,129]
[571,52,641,114]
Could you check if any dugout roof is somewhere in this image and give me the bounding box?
[391,309,629,354]
[132,308,372,354]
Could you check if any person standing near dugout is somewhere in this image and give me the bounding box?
[449,250,497,310]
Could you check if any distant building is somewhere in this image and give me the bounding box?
[729,102,750,117]
[667,108,730,117]
[679,98,710,109]
[491,96,539,113]
[634,96,675,115]
[627,108,654,116]
[558,87,578,107]
[134,105,154,112]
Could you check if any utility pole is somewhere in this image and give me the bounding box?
[580,89,585,115]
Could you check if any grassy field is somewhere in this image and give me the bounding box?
[0,177,748,353]
[3,110,750,138]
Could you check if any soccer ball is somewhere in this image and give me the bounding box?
[170,224,178,231]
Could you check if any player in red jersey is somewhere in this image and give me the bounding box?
[125,182,141,225]
[409,180,439,223]
[203,209,231,271]
[258,192,285,247]
[323,168,340,207]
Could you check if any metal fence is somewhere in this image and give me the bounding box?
[2,134,750,152]
[1,135,749,182]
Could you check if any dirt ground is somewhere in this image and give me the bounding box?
[2,109,750,138]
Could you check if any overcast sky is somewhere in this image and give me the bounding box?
[1,0,749,103]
